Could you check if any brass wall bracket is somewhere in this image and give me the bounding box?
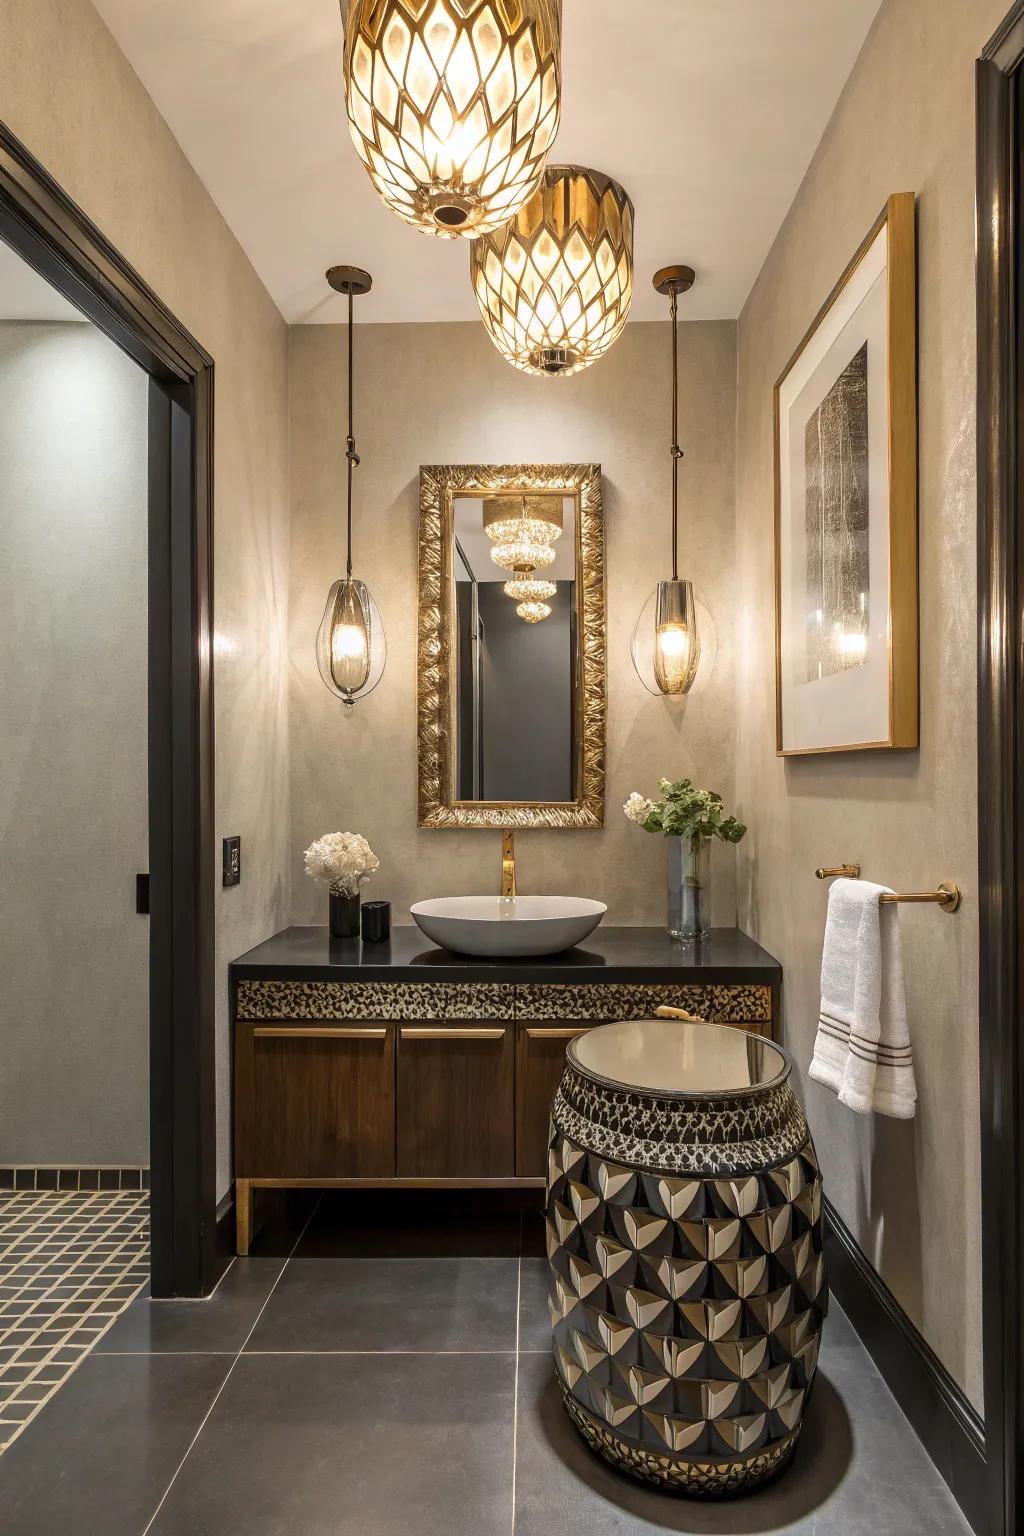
[813,866,962,912]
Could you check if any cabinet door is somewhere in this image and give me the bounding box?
[397,1022,514,1177]
[516,1026,592,1177]
[237,1024,395,1178]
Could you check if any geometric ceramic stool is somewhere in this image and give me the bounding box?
[547,1016,827,1497]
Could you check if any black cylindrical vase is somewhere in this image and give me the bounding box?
[329,891,360,938]
[361,900,391,944]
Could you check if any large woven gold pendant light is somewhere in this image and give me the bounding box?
[631,266,702,697]
[343,0,562,238]
[470,164,634,376]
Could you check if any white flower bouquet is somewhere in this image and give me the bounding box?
[303,831,380,898]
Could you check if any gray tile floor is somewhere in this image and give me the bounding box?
[0,1191,971,1535]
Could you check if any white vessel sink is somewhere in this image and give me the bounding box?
[410,895,607,958]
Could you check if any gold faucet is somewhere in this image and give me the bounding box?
[501,831,517,899]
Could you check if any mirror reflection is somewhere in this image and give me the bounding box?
[452,493,577,803]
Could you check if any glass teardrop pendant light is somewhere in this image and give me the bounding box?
[342,0,562,238]
[316,265,387,710]
[631,265,702,697]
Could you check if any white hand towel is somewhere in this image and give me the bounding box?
[809,878,916,1120]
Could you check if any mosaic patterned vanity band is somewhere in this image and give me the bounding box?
[235,979,773,1025]
[0,1167,150,1192]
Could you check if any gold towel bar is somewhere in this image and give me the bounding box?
[814,866,961,913]
[880,883,961,912]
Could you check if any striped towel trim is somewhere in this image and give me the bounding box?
[817,1014,913,1062]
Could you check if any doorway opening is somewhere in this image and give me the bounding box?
[0,125,219,1304]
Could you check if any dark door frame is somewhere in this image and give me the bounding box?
[978,6,1024,1533]
[0,123,218,1296]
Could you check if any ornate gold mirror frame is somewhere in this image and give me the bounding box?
[417,463,606,829]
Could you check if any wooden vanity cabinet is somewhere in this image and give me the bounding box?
[230,932,781,1255]
[235,1022,396,1179]
[515,1025,591,1177]
[397,1021,514,1177]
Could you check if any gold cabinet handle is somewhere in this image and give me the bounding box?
[253,1026,388,1039]
[525,1027,592,1039]
[400,1027,506,1040]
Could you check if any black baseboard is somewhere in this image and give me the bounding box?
[211,1187,236,1291]
[824,1196,986,1534]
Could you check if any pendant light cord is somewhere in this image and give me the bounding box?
[345,284,360,581]
[670,286,683,583]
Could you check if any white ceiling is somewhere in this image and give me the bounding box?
[0,241,89,322]
[92,0,882,325]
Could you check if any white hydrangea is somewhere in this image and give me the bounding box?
[303,831,380,896]
[622,792,654,827]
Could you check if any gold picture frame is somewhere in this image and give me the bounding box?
[417,463,606,829]
[773,192,918,755]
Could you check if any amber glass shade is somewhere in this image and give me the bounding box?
[316,577,387,707]
[652,579,700,696]
[343,0,561,238]
[470,165,634,376]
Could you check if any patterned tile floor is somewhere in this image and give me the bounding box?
[0,1193,973,1534]
[0,1190,149,1452]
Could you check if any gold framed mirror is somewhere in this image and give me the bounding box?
[418,464,605,829]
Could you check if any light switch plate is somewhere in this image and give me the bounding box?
[223,836,241,887]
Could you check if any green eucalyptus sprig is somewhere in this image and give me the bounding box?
[623,778,747,846]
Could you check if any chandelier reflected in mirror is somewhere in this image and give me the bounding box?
[483,494,563,570]
[343,0,562,238]
[504,569,556,602]
[470,164,634,376]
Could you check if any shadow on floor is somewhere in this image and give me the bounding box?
[524,1364,853,1535]
[250,1186,544,1259]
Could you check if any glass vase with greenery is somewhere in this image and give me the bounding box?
[624,778,747,941]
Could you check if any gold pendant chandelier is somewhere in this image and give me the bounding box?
[470,164,634,376]
[483,493,562,571]
[343,0,562,238]
[631,265,702,698]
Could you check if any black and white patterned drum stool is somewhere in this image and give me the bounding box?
[546,1017,827,1497]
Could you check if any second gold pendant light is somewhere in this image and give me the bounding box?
[471,165,634,376]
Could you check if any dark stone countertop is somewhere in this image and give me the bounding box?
[230,925,781,985]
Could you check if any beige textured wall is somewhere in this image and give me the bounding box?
[734,0,1000,1410]
[0,0,292,1197]
[289,320,738,926]
[0,322,149,1164]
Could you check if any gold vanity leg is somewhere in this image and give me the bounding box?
[236,1178,252,1256]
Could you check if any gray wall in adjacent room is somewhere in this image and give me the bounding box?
[0,320,149,1165]
[477,582,573,803]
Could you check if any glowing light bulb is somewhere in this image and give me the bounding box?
[333,621,368,665]
[317,578,375,704]
[651,581,700,696]
[654,624,692,693]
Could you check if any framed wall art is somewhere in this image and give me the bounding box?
[774,192,918,755]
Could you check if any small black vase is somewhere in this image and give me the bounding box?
[329,891,360,939]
